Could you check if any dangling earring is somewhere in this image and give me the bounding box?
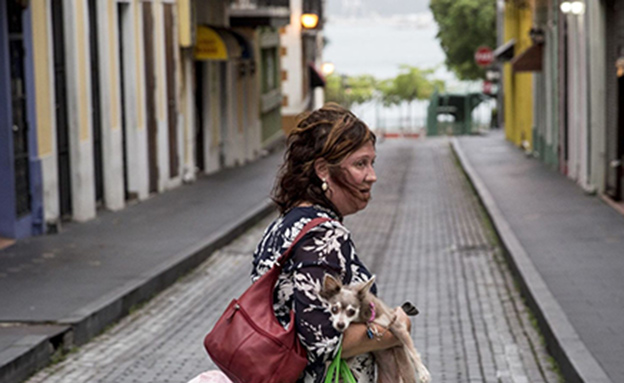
[321,179,329,192]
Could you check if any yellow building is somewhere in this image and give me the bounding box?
[502,2,534,149]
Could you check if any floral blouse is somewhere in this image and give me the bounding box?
[251,205,377,383]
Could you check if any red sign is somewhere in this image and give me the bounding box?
[483,81,493,94]
[475,46,494,67]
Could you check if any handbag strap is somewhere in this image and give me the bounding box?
[273,217,331,271]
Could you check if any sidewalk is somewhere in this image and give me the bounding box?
[453,131,623,383]
[0,148,283,383]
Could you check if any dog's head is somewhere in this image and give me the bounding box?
[319,274,376,332]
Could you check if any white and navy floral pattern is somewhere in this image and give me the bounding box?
[251,205,377,383]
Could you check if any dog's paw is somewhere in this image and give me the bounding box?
[418,366,431,383]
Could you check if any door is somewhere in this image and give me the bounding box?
[163,4,178,178]
[195,62,205,172]
[7,0,30,217]
[606,0,624,200]
[616,74,624,200]
[88,0,104,205]
[52,0,72,218]
[143,3,158,193]
[559,13,569,175]
[219,62,227,168]
[118,3,130,198]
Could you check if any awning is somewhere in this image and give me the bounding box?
[494,39,515,62]
[309,63,326,88]
[230,30,255,60]
[511,43,543,72]
[194,26,242,61]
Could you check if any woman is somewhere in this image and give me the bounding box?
[251,104,411,383]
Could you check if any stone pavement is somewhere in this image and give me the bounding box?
[0,148,284,383]
[25,138,560,383]
[454,131,624,383]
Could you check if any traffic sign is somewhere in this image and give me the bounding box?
[483,81,493,94]
[475,46,494,67]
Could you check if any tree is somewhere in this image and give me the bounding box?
[324,74,376,109]
[430,0,496,80]
[380,65,446,128]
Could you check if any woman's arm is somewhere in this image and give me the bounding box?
[341,307,411,359]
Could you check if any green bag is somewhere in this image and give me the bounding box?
[324,345,357,383]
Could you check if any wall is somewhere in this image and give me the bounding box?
[503,2,534,149]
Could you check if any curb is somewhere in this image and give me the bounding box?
[450,138,612,383]
[2,199,276,383]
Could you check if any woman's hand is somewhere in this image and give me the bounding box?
[340,307,411,359]
[395,306,411,333]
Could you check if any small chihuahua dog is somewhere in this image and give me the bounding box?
[320,274,431,383]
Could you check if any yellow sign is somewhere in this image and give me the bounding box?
[195,26,228,60]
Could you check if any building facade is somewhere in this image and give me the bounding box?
[499,0,624,202]
[0,0,293,240]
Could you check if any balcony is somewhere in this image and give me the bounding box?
[229,0,290,28]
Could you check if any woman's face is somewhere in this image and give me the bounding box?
[327,141,377,217]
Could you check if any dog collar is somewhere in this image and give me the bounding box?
[368,302,376,323]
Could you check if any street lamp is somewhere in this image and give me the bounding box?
[561,1,584,15]
[321,62,335,76]
[571,1,585,14]
[560,1,572,13]
[301,13,319,29]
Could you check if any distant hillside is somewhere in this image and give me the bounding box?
[326,0,431,17]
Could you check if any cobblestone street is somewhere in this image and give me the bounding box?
[26,138,560,383]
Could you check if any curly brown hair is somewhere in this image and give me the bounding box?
[272,103,376,219]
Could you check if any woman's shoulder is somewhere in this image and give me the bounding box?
[283,205,349,238]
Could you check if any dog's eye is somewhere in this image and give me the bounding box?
[331,306,339,314]
[346,308,356,317]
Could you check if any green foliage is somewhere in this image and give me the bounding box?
[379,65,445,105]
[325,74,377,109]
[377,79,401,107]
[325,67,446,109]
[430,0,496,80]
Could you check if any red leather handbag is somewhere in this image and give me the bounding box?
[204,217,331,383]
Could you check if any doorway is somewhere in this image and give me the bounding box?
[142,3,158,193]
[6,0,30,217]
[195,62,205,172]
[52,0,72,218]
[88,0,104,206]
[615,70,624,200]
[219,62,227,168]
[163,4,178,178]
[117,3,130,199]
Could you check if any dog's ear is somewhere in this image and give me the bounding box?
[356,275,376,299]
[320,274,342,300]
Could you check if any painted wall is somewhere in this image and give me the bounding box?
[564,11,589,188]
[587,0,607,193]
[532,0,555,166]
[503,3,534,149]
[62,0,96,222]
[281,0,307,125]
[97,0,125,210]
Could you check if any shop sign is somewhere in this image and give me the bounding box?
[195,26,228,60]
